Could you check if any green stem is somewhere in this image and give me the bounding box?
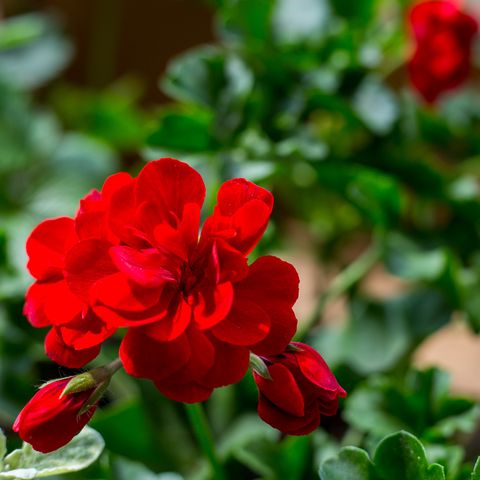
[184,403,226,480]
[296,240,384,340]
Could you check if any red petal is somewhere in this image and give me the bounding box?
[237,256,299,355]
[58,310,116,350]
[212,299,270,346]
[92,272,163,313]
[26,217,77,280]
[140,294,192,341]
[257,395,320,436]
[154,379,213,403]
[192,281,234,330]
[254,363,304,416]
[120,329,190,381]
[291,343,346,394]
[201,179,273,255]
[202,336,249,388]
[65,239,117,302]
[24,280,83,327]
[110,246,179,288]
[45,328,100,368]
[135,158,206,228]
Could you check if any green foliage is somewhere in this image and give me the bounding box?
[0,427,104,479]
[344,368,479,443]
[320,431,446,480]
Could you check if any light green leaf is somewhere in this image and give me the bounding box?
[114,457,184,480]
[0,427,104,479]
[0,429,6,470]
[472,457,480,479]
[320,447,378,480]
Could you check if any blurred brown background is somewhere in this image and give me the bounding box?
[3,0,214,103]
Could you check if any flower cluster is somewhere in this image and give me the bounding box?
[17,158,345,451]
[408,0,478,103]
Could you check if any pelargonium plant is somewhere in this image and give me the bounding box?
[15,158,345,464]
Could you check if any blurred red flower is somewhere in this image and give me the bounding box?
[13,378,96,453]
[408,0,478,103]
[25,158,299,402]
[253,343,346,435]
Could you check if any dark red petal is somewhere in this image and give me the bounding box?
[254,363,305,417]
[45,328,100,368]
[120,329,190,381]
[110,246,179,288]
[212,299,270,346]
[154,379,213,404]
[257,395,320,436]
[13,378,97,453]
[65,239,117,302]
[192,281,234,330]
[24,280,83,327]
[291,343,346,394]
[135,158,206,227]
[251,306,297,356]
[26,217,77,280]
[202,337,249,389]
[237,256,299,355]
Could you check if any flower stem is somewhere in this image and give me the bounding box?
[184,403,226,480]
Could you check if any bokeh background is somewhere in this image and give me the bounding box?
[2,0,480,478]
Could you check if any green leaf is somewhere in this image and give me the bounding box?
[0,14,72,89]
[344,368,477,444]
[114,457,184,480]
[272,0,331,45]
[147,107,215,152]
[0,426,104,479]
[320,447,379,480]
[0,429,6,470]
[472,457,480,479]
[373,431,445,480]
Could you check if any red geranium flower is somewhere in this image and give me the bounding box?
[25,158,299,402]
[13,378,97,453]
[253,343,346,435]
[408,0,478,103]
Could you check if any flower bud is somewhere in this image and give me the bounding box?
[253,342,346,435]
[13,377,97,453]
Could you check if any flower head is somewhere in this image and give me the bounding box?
[25,158,299,402]
[408,0,478,103]
[253,343,346,435]
[13,378,97,453]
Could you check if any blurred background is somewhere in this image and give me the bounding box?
[2,0,480,478]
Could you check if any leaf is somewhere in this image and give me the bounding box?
[0,429,6,470]
[472,457,480,479]
[353,76,399,135]
[320,447,379,480]
[320,432,446,480]
[147,107,215,152]
[0,14,72,89]
[0,426,104,479]
[272,0,331,45]
[373,431,445,480]
[114,457,184,480]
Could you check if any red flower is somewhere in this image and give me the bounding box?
[408,0,478,103]
[25,158,299,402]
[253,343,346,435]
[13,378,96,453]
